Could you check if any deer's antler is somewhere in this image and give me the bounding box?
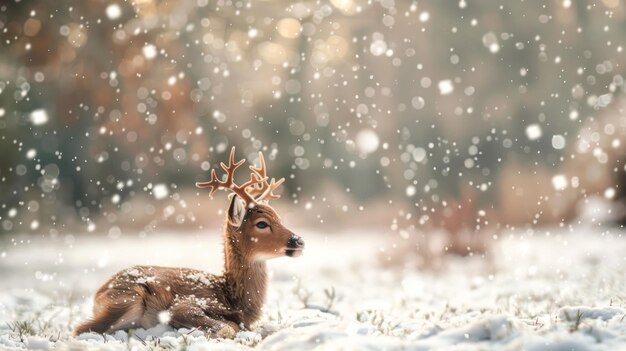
[195,147,284,204]
[195,147,262,205]
[247,152,285,201]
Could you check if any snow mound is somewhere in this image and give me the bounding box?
[433,315,516,342]
[558,306,625,322]
[525,339,592,351]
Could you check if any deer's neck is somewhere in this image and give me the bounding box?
[222,234,267,327]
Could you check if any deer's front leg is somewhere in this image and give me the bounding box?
[168,302,239,338]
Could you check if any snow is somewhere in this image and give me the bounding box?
[526,124,543,140]
[158,310,171,324]
[25,149,37,159]
[1,228,626,350]
[552,134,566,150]
[482,32,500,54]
[26,337,49,350]
[411,96,425,110]
[559,306,625,322]
[406,185,417,197]
[105,4,122,20]
[142,44,157,60]
[438,80,454,95]
[153,183,169,199]
[412,147,427,162]
[29,109,48,126]
[248,28,259,39]
[369,39,387,57]
[356,129,379,155]
[552,174,568,191]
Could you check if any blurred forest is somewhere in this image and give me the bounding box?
[1,0,626,238]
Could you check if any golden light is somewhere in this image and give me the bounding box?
[134,0,157,16]
[310,35,349,68]
[329,0,359,15]
[326,35,349,60]
[67,24,87,48]
[258,41,289,65]
[276,18,301,39]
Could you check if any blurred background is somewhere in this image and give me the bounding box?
[1,0,626,256]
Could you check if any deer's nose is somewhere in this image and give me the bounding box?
[287,234,305,249]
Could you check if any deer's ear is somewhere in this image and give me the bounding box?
[228,194,246,227]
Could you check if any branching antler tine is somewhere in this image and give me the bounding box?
[258,177,284,200]
[246,176,268,196]
[229,147,236,168]
[250,152,266,179]
[197,147,282,205]
[240,173,263,191]
[195,169,223,197]
[221,158,245,185]
[218,147,234,173]
[210,169,222,196]
[270,178,285,198]
[214,147,245,191]
[220,159,246,173]
[246,152,270,197]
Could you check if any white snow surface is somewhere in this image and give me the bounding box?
[1,227,625,350]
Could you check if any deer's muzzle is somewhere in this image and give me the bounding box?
[285,234,305,257]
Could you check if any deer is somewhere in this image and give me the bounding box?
[73,147,305,337]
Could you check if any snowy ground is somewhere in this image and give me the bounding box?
[1,227,625,350]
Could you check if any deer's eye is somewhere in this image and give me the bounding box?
[256,221,269,229]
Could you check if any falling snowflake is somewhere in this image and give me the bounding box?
[105,4,122,20]
[438,80,454,95]
[525,124,542,140]
[153,184,169,200]
[29,109,48,126]
[356,129,380,155]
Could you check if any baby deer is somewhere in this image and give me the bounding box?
[74,147,304,336]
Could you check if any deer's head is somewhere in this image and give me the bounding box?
[196,147,304,261]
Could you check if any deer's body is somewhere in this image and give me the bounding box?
[74,148,303,336]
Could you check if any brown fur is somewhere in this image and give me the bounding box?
[73,202,303,336]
